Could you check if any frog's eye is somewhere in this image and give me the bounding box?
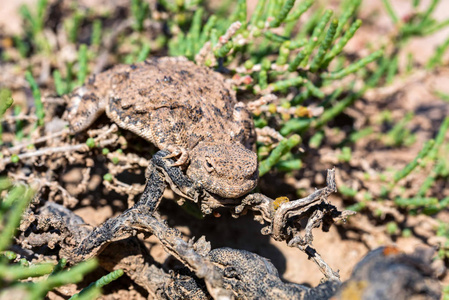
[204,158,214,173]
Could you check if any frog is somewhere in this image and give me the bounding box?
[67,56,258,200]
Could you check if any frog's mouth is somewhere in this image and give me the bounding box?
[189,170,259,199]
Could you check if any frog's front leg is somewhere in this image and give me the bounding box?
[162,144,189,167]
[149,150,199,201]
[66,85,107,134]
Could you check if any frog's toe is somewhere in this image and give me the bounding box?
[163,145,189,167]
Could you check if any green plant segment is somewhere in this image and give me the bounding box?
[392,140,435,184]
[311,0,449,230]
[24,71,44,126]
[394,117,449,208]
[131,0,150,32]
[436,222,449,261]
[378,0,449,82]
[0,181,33,252]
[52,44,93,95]
[0,179,122,299]
[0,89,13,117]
[18,0,50,53]
[259,134,301,176]
[70,269,124,300]
[77,44,89,86]
[401,117,449,213]
[346,115,449,218]
[0,89,13,145]
[381,112,416,147]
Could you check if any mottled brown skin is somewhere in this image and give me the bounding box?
[67,57,258,198]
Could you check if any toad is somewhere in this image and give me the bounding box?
[67,56,258,201]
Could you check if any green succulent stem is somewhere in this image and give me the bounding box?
[270,0,296,28]
[25,71,44,126]
[69,269,123,300]
[310,18,339,72]
[393,139,435,184]
[322,19,362,68]
[259,134,301,176]
[322,50,383,80]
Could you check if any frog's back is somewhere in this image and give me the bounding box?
[104,57,243,150]
[111,57,236,112]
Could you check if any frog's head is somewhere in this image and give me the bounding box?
[187,142,258,198]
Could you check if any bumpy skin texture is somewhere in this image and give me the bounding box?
[67,57,258,198]
[208,247,339,300]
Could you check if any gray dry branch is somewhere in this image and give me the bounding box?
[22,201,341,300]
[234,168,354,281]
[17,195,440,299]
